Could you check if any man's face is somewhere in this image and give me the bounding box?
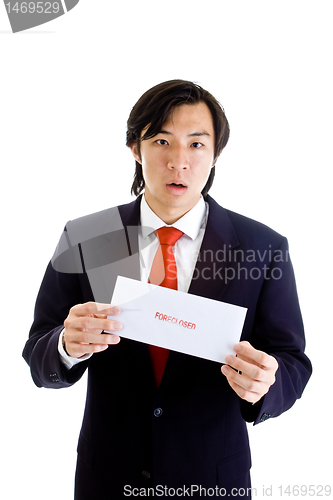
[130,102,216,224]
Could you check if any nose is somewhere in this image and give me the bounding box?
[167,146,189,170]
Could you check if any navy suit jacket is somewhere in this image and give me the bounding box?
[23,195,312,499]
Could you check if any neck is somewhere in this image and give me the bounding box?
[143,192,202,225]
[143,197,190,225]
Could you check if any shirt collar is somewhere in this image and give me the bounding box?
[140,194,207,241]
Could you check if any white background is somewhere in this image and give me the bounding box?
[1,1,332,498]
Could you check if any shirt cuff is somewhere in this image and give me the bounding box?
[58,328,93,369]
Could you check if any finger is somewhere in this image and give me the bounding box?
[233,341,270,369]
[71,302,119,318]
[222,364,262,391]
[234,345,279,379]
[222,353,277,401]
[224,375,261,404]
[69,331,121,346]
[221,365,263,403]
[224,354,265,382]
[100,333,121,345]
[94,306,121,319]
[74,316,122,333]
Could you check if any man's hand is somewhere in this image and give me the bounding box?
[63,302,122,358]
[221,341,278,404]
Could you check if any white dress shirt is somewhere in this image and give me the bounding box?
[59,195,208,369]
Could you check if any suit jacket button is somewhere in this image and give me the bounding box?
[49,373,59,383]
[142,471,151,479]
[153,407,163,417]
[260,413,271,422]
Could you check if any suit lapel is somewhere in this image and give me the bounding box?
[115,198,154,375]
[83,198,142,302]
[165,196,240,386]
[188,195,239,301]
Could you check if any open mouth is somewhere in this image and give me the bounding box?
[166,182,187,195]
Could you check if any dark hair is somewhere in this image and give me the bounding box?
[126,79,230,197]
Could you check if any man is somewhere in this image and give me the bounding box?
[23,80,312,499]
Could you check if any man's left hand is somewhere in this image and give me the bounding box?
[221,341,278,404]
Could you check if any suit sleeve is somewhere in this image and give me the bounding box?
[22,227,90,388]
[240,237,312,424]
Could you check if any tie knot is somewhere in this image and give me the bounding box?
[156,227,183,247]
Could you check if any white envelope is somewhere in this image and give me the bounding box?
[107,276,248,364]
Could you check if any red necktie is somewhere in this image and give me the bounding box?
[148,227,183,387]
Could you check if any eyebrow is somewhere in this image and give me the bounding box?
[158,130,211,137]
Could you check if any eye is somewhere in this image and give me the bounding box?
[156,139,169,146]
[191,142,204,148]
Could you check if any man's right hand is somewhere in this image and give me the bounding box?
[63,302,122,358]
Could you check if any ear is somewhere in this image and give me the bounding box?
[130,142,142,165]
[212,154,220,168]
